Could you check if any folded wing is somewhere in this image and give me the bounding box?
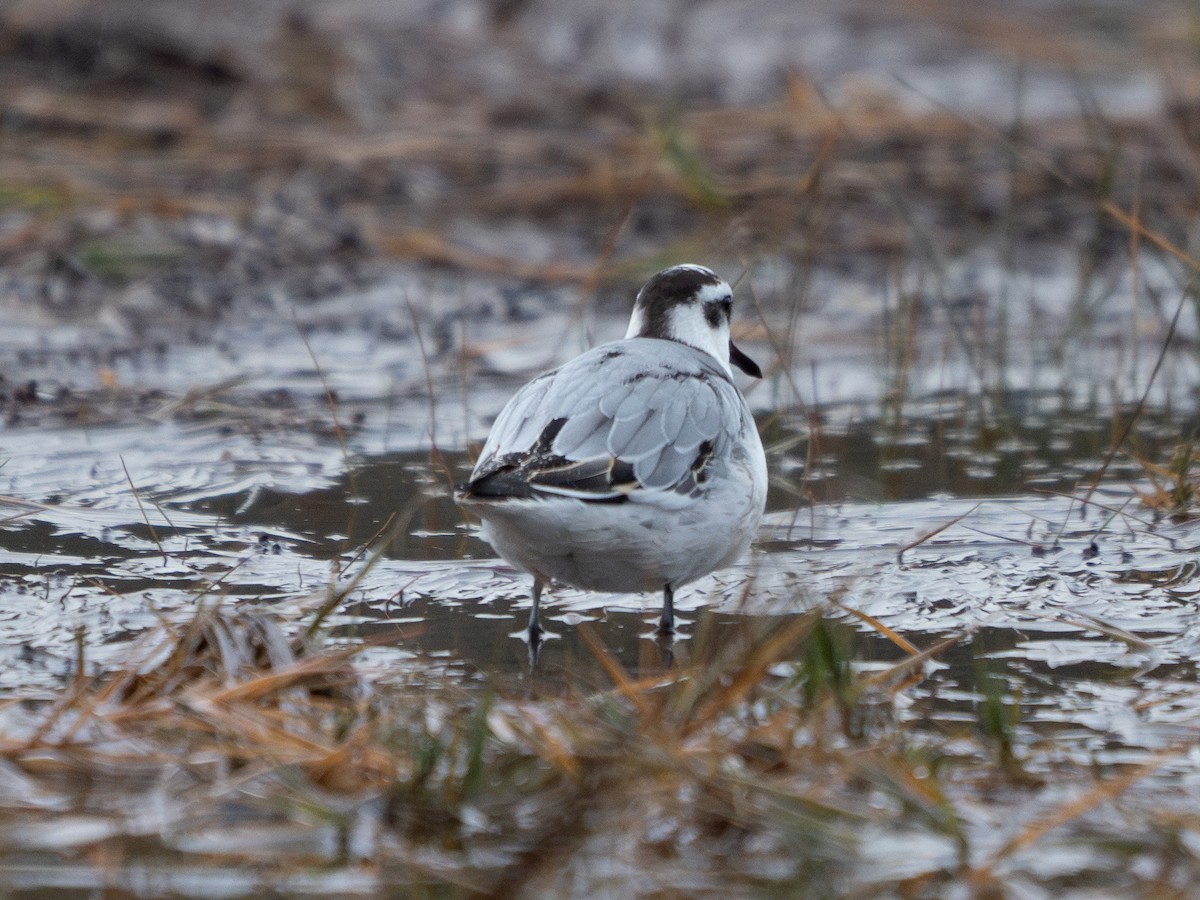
[462,340,746,503]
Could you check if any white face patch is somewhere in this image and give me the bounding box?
[623,303,646,340]
[666,294,732,376]
[694,281,732,307]
[623,266,734,375]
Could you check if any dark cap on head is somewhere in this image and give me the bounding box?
[636,265,723,308]
[633,265,762,379]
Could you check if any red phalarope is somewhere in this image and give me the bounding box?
[457,265,767,646]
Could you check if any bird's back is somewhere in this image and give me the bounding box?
[462,337,753,506]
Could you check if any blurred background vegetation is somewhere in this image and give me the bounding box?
[4,2,1200,897]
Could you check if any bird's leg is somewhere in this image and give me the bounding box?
[528,578,544,639]
[657,583,674,635]
[526,579,546,668]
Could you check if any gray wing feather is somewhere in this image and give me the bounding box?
[598,380,638,418]
[608,374,738,490]
[658,398,689,445]
[643,443,693,490]
[551,404,609,458]
[471,339,747,497]
[691,390,723,436]
[476,375,547,466]
[625,414,672,459]
[505,412,543,456]
[673,405,710,454]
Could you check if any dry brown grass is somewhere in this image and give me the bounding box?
[0,593,1189,896]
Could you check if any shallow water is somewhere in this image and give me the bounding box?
[3,358,1198,694]
[1,240,1197,674]
[2,229,1200,896]
[5,384,1200,893]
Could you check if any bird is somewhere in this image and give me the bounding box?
[456,264,768,648]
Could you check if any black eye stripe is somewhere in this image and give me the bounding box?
[702,296,731,329]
